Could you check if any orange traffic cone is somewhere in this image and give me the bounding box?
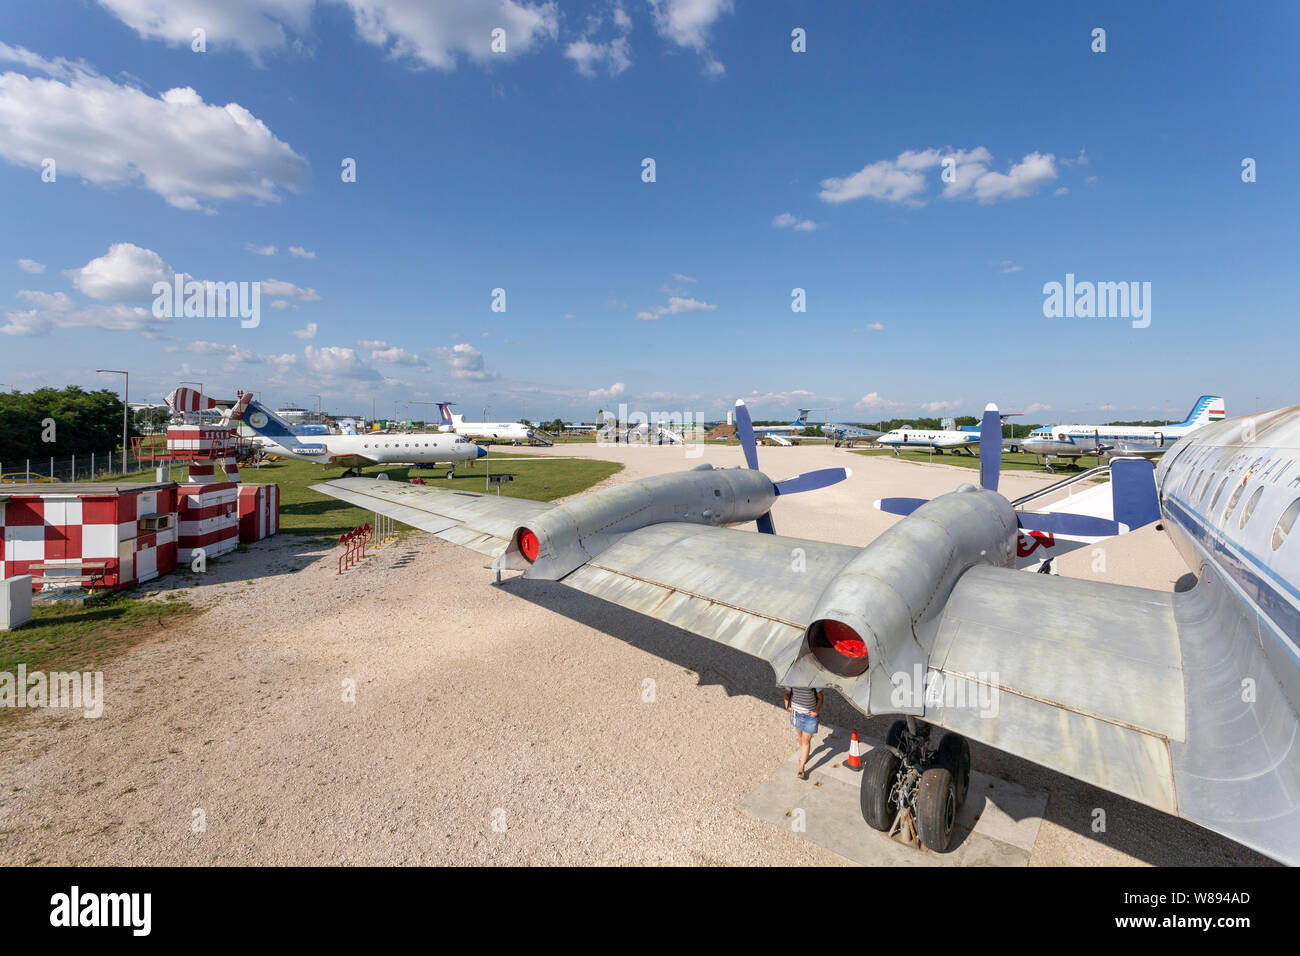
[846,729,863,770]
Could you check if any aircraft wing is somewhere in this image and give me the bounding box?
[325,454,377,469]
[922,564,1300,865]
[310,476,555,556]
[312,477,860,666]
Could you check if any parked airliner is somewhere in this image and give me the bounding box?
[1020,395,1225,459]
[234,395,485,477]
[432,403,553,446]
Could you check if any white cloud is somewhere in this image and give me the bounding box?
[303,344,379,380]
[772,212,816,232]
[357,339,388,350]
[246,243,278,256]
[855,392,903,411]
[270,299,298,311]
[68,242,171,302]
[187,340,298,371]
[820,147,1055,207]
[2,301,160,336]
[634,295,718,321]
[434,342,497,380]
[1023,402,1053,415]
[588,382,626,401]
[920,400,962,413]
[0,45,308,212]
[17,258,44,274]
[15,290,74,311]
[566,3,632,77]
[260,278,321,301]
[671,272,696,283]
[341,0,559,69]
[649,0,734,75]
[998,260,1023,274]
[1054,186,1069,196]
[288,245,316,259]
[864,322,885,332]
[292,321,318,340]
[370,346,425,366]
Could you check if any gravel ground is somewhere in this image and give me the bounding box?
[0,442,1271,865]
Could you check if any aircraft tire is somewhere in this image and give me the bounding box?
[445,470,455,480]
[860,747,900,832]
[916,767,957,852]
[937,733,971,807]
[885,719,908,750]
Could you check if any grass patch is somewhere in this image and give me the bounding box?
[93,455,623,538]
[0,593,196,677]
[850,447,1107,476]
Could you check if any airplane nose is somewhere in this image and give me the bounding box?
[477,445,488,458]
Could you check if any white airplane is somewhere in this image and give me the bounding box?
[877,425,984,455]
[432,403,553,446]
[1020,395,1225,460]
[747,408,828,436]
[232,394,486,477]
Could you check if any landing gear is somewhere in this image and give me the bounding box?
[341,467,361,478]
[859,717,969,852]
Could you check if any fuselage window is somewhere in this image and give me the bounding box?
[1210,476,1231,512]
[1272,498,1300,551]
[1223,482,1246,523]
[1240,486,1264,530]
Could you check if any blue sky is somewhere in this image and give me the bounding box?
[0,0,1295,424]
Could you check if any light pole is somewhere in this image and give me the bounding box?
[97,369,129,474]
[310,394,322,424]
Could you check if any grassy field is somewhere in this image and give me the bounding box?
[850,447,1106,476]
[0,592,197,692]
[93,454,624,538]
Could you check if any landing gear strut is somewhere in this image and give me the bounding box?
[341,467,361,478]
[860,718,970,852]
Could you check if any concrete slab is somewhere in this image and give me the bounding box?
[740,725,1048,866]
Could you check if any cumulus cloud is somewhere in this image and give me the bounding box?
[370,346,425,366]
[772,212,816,232]
[260,278,321,301]
[649,0,734,75]
[303,344,379,380]
[588,381,626,401]
[188,339,298,371]
[288,245,316,259]
[435,342,497,380]
[271,300,298,311]
[864,322,885,332]
[999,260,1023,274]
[635,295,718,321]
[2,301,160,337]
[67,242,172,302]
[292,321,318,340]
[671,272,696,283]
[0,44,308,212]
[819,147,1056,207]
[246,243,277,256]
[566,2,632,77]
[357,338,388,349]
[17,258,44,274]
[920,400,963,413]
[1023,402,1053,415]
[855,392,903,411]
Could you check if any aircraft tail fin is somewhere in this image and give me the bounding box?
[1180,395,1226,428]
[235,395,298,444]
[434,402,455,427]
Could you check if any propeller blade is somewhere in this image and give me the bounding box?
[733,399,760,470]
[756,512,776,535]
[1016,512,1126,537]
[772,466,852,496]
[979,402,1001,493]
[875,497,928,516]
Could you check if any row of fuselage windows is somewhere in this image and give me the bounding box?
[1179,464,1300,552]
[361,438,471,449]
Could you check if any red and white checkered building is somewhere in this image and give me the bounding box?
[0,483,179,590]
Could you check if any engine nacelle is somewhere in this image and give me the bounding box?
[495,465,776,579]
[779,485,1018,715]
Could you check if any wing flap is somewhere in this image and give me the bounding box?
[923,565,1183,814]
[561,522,859,668]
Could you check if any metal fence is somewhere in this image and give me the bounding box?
[0,451,134,483]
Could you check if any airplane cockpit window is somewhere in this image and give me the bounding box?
[1240,486,1264,530]
[1273,498,1300,551]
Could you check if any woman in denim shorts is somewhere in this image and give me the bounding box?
[784,686,824,780]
